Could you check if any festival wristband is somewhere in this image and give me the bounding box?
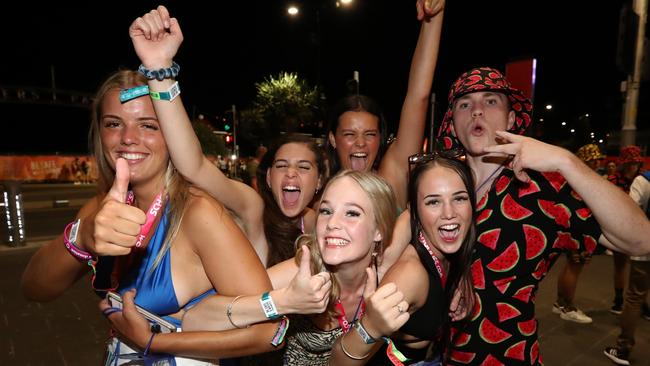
[270,316,290,347]
[149,81,180,102]
[119,85,150,103]
[382,337,410,366]
[63,219,94,262]
[354,319,376,344]
[260,292,281,320]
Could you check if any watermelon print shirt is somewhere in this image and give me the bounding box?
[448,168,601,366]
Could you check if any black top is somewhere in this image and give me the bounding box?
[367,243,445,365]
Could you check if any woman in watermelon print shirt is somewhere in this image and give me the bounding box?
[433,67,650,365]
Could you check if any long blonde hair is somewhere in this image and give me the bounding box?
[88,70,190,269]
[295,170,397,317]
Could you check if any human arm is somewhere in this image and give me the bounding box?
[100,190,283,357]
[129,6,268,262]
[21,197,99,301]
[379,2,444,209]
[599,175,650,251]
[329,247,427,365]
[181,245,331,331]
[484,131,650,255]
[101,289,286,359]
[22,159,146,301]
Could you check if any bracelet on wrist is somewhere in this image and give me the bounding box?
[226,295,250,329]
[149,81,181,102]
[270,316,290,347]
[63,219,94,262]
[260,291,281,320]
[138,61,180,81]
[340,331,371,360]
[354,318,377,344]
[143,332,157,356]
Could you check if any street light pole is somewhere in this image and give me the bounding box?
[231,104,238,159]
[621,0,647,146]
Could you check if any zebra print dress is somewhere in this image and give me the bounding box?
[282,315,345,365]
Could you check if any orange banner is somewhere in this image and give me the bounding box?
[0,156,97,182]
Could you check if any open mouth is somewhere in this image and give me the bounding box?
[438,224,460,243]
[281,185,301,207]
[325,237,350,247]
[349,152,368,171]
[471,124,485,136]
[119,152,147,163]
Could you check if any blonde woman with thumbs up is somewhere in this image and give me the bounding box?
[20,70,298,365]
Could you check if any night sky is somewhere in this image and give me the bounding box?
[1,0,642,156]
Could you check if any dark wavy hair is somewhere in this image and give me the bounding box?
[407,156,477,356]
[326,95,388,175]
[256,134,326,267]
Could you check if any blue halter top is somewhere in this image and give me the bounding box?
[117,206,215,327]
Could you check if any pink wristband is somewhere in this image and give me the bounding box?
[63,220,94,262]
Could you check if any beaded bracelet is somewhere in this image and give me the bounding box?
[63,220,94,262]
[138,62,180,81]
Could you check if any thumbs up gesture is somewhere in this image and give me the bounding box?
[360,267,410,339]
[279,245,332,314]
[91,158,147,256]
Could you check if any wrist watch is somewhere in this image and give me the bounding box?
[354,320,376,344]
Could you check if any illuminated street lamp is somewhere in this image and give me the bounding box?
[561,121,566,126]
[285,1,353,87]
[570,129,575,133]
[545,104,553,110]
[287,5,299,15]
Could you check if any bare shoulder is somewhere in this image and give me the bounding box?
[181,187,243,236]
[184,187,227,217]
[383,245,429,308]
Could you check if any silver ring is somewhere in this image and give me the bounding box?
[396,304,404,313]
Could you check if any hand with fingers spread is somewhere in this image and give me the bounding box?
[99,289,152,349]
[360,267,410,339]
[90,158,146,256]
[129,5,183,69]
[416,0,445,20]
[484,130,574,183]
[280,245,332,314]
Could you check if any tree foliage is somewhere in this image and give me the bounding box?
[192,120,228,157]
[254,72,319,136]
